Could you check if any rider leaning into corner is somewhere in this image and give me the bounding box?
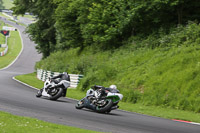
[84,85,119,110]
[50,72,70,97]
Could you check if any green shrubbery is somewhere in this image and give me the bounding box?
[13,0,200,58]
[36,22,200,112]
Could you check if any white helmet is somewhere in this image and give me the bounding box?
[109,85,117,89]
[63,72,68,74]
[86,88,94,97]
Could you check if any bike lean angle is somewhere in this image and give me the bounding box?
[76,85,123,113]
[36,77,70,100]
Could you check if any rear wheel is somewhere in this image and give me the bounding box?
[75,99,85,109]
[96,99,113,113]
[49,88,63,100]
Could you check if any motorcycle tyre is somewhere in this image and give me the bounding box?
[105,109,111,114]
[96,99,113,113]
[75,99,85,109]
[49,88,63,101]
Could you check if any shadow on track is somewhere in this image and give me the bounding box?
[78,108,123,116]
[39,97,74,104]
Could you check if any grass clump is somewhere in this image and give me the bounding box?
[1,0,14,9]
[0,47,5,52]
[0,30,22,69]
[0,111,101,133]
[0,34,6,44]
[15,72,44,89]
[0,21,6,44]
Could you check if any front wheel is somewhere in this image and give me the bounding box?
[96,99,113,113]
[36,88,43,98]
[75,98,85,109]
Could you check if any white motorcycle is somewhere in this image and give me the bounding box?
[36,77,70,100]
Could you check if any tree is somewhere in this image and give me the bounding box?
[12,0,57,58]
[54,0,137,49]
[53,0,86,50]
[12,0,200,56]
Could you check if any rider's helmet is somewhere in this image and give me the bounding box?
[86,88,95,97]
[109,85,117,90]
[63,72,70,81]
[63,72,68,75]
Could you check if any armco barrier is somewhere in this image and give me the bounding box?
[0,45,8,56]
[0,44,7,47]
[0,31,10,56]
[37,69,83,88]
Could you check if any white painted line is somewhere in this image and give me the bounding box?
[12,77,39,90]
[172,119,200,126]
[190,122,200,126]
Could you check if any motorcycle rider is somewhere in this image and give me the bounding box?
[108,85,117,90]
[105,85,119,93]
[50,72,70,97]
[92,84,119,98]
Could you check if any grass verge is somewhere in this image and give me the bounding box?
[0,32,5,44]
[0,111,101,133]
[15,73,200,123]
[1,0,14,9]
[0,29,22,69]
[0,12,12,19]
[0,47,5,52]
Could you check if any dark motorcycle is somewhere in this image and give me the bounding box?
[75,85,123,113]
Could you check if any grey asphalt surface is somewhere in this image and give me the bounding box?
[0,18,200,133]
[18,17,35,26]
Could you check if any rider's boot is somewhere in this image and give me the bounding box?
[62,89,67,97]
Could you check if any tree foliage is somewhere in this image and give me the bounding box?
[12,0,57,58]
[12,0,200,57]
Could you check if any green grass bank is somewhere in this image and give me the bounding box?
[0,34,5,45]
[35,22,200,113]
[0,0,14,9]
[0,21,8,45]
[0,47,5,52]
[0,27,22,69]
